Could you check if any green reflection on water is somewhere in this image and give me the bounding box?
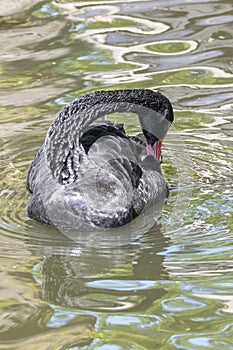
[147,41,191,54]
[86,17,138,30]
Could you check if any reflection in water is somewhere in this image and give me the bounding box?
[32,224,168,312]
[0,0,233,348]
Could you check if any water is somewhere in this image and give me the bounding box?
[0,0,232,348]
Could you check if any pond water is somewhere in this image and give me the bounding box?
[0,0,233,349]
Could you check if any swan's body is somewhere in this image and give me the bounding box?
[27,89,173,229]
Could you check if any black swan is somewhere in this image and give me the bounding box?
[27,89,174,230]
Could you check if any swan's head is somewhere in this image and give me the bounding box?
[137,91,174,163]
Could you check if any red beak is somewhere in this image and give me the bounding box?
[146,140,162,162]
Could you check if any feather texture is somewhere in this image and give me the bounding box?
[27,89,173,229]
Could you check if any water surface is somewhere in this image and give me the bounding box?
[0,0,233,349]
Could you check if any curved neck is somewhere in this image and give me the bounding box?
[45,89,173,183]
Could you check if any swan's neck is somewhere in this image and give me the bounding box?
[45,90,173,184]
